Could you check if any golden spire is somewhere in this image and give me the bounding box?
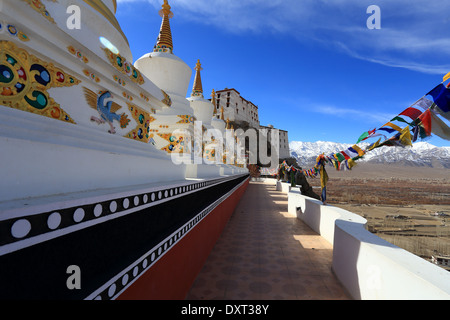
[220,106,224,120]
[191,59,203,97]
[153,0,174,54]
[211,89,217,115]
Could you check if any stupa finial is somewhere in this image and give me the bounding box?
[191,59,204,97]
[211,89,217,115]
[153,0,174,54]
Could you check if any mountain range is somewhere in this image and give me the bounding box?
[289,141,450,169]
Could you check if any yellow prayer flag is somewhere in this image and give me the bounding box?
[381,122,403,132]
[351,144,365,156]
[319,164,328,189]
[399,127,412,146]
[443,72,450,83]
[367,138,382,151]
[347,158,357,170]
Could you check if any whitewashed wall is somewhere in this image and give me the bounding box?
[281,182,450,300]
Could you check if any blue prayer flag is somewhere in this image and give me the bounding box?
[427,84,450,113]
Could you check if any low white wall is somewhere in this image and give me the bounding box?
[286,188,450,300]
[275,180,291,193]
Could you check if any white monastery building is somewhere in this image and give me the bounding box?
[214,88,291,160]
[214,88,260,129]
[260,125,290,159]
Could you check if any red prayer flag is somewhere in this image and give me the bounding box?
[418,109,432,136]
[340,151,351,160]
[399,107,422,121]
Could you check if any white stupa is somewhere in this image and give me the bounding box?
[134,0,192,115]
[133,0,195,156]
[187,59,214,124]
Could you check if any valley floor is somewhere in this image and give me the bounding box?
[306,163,450,265]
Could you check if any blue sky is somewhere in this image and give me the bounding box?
[115,0,450,147]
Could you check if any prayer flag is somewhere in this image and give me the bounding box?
[367,138,381,151]
[412,96,450,121]
[379,122,403,133]
[348,158,357,169]
[319,164,328,189]
[346,147,359,159]
[418,109,432,137]
[430,110,450,141]
[391,116,413,126]
[444,72,450,83]
[391,107,422,126]
[356,128,376,143]
[379,137,403,147]
[398,126,412,146]
[356,131,369,143]
[351,145,365,157]
[427,84,450,113]
[399,107,422,121]
[413,97,434,111]
[340,151,351,160]
[334,153,345,162]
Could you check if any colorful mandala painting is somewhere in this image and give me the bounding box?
[0,41,79,123]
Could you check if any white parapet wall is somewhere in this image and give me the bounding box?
[286,187,450,300]
[276,180,292,193]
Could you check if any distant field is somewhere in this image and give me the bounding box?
[306,163,450,265]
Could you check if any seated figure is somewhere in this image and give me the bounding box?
[294,170,320,200]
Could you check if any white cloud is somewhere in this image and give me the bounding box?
[310,104,395,124]
[334,40,450,75]
[117,0,450,75]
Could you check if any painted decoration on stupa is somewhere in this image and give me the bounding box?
[103,48,145,85]
[158,132,190,153]
[125,102,155,143]
[0,40,79,123]
[177,114,195,124]
[161,90,172,107]
[83,87,130,134]
[67,46,89,64]
[21,0,55,24]
[1,23,30,42]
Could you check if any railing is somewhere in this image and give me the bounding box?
[272,179,450,300]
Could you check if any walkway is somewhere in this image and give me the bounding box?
[186,180,350,300]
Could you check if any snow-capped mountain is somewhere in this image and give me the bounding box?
[289,141,450,169]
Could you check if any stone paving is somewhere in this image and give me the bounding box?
[186,180,350,300]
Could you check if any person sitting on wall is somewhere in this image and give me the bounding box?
[294,169,321,201]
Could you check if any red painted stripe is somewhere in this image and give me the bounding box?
[116,178,249,300]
